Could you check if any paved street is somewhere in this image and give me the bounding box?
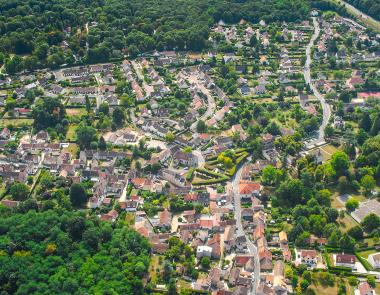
[304,17,331,145]
[232,158,260,295]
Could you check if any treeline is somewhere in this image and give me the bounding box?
[311,0,350,17]
[345,0,380,21]
[0,0,311,73]
[0,209,150,294]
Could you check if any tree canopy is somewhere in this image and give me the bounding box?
[0,209,150,294]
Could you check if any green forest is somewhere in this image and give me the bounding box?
[0,0,311,72]
[0,208,150,295]
[345,0,380,21]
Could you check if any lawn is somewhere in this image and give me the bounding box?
[149,255,163,283]
[357,249,377,259]
[124,212,135,225]
[338,213,359,232]
[65,108,87,117]
[0,118,34,127]
[63,143,79,158]
[66,124,77,141]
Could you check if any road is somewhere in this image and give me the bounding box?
[304,17,331,145]
[334,0,380,31]
[232,158,260,295]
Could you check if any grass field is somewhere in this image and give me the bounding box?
[338,214,359,232]
[65,108,87,117]
[63,143,79,158]
[66,124,77,141]
[357,249,377,259]
[149,255,163,283]
[0,118,33,127]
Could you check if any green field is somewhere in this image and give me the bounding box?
[0,118,34,127]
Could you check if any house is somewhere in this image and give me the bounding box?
[299,249,317,266]
[368,252,380,269]
[158,209,172,229]
[1,199,20,208]
[355,282,375,295]
[100,209,118,222]
[0,128,11,139]
[160,169,186,187]
[333,115,344,129]
[336,254,356,269]
[173,149,197,167]
[346,76,365,90]
[254,85,266,95]
[197,245,213,258]
[279,231,288,244]
[262,133,274,149]
[240,84,251,96]
[239,181,262,199]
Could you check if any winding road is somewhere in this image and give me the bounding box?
[232,158,260,295]
[304,17,331,145]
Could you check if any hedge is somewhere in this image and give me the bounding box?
[192,177,229,186]
[186,168,195,182]
[355,252,373,271]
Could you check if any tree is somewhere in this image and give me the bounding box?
[196,120,207,133]
[347,225,363,240]
[98,102,109,115]
[331,151,350,176]
[339,233,355,250]
[200,256,211,270]
[360,174,375,195]
[112,107,125,127]
[347,276,358,286]
[326,208,339,223]
[69,183,88,207]
[367,276,376,288]
[359,112,372,132]
[316,189,332,207]
[76,125,97,149]
[338,176,348,193]
[276,178,304,206]
[32,97,66,131]
[10,183,30,201]
[165,132,175,143]
[262,165,278,185]
[361,213,380,233]
[345,198,359,212]
[98,136,107,150]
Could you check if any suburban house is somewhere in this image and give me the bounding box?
[368,252,380,269]
[299,249,317,266]
[239,181,262,199]
[335,254,356,269]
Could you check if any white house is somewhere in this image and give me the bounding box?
[197,245,213,259]
[368,252,380,269]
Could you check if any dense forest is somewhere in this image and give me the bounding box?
[345,0,380,21]
[0,0,311,72]
[0,208,150,295]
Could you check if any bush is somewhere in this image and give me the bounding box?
[355,252,373,271]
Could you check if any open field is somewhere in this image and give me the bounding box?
[0,118,33,127]
[63,143,79,157]
[66,125,77,141]
[65,108,87,117]
[357,249,377,259]
[338,213,358,232]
